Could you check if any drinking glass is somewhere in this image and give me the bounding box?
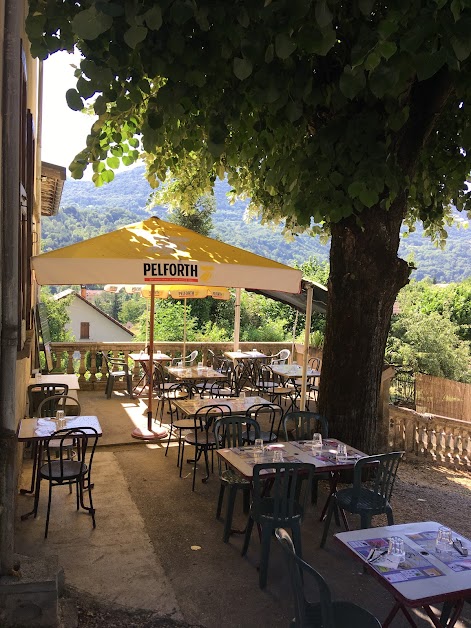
[55,410,65,429]
[156,350,161,356]
[239,391,246,399]
[388,536,405,564]
[311,433,323,452]
[254,438,264,453]
[273,450,283,463]
[336,442,347,462]
[436,527,453,553]
[197,361,203,369]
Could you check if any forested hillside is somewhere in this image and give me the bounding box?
[45,166,470,282]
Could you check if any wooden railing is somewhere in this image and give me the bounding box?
[389,406,471,469]
[48,341,293,389]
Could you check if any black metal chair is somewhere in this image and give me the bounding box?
[180,404,231,491]
[154,366,192,425]
[36,394,81,418]
[320,451,405,547]
[244,402,283,445]
[275,528,381,627]
[39,427,99,538]
[214,415,260,543]
[28,383,69,416]
[207,362,244,398]
[283,411,330,505]
[242,461,314,588]
[99,351,132,399]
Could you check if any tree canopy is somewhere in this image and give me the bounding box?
[27,0,470,235]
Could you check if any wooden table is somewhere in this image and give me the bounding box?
[172,395,272,418]
[216,438,367,481]
[335,521,471,627]
[166,365,227,382]
[18,415,102,520]
[129,352,171,396]
[28,373,80,404]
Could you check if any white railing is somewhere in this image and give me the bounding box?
[48,341,293,389]
[389,406,471,469]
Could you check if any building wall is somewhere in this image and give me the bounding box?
[66,296,134,342]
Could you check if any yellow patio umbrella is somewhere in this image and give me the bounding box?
[32,217,302,440]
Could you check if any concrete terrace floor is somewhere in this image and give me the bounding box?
[15,390,471,628]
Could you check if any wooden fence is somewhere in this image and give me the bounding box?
[415,373,471,422]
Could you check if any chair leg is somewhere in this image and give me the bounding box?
[44,483,53,539]
[320,495,336,548]
[291,522,303,561]
[216,483,225,519]
[258,525,272,589]
[223,486,238,543]
[242,516,254,556]
[360,512,372,529]
[386,507,394,526]
[192,447,198,491]
[179,440,185,478]
[242,487,250,514]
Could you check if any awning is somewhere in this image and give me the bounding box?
[248,279,328,315]
[41,161,66,216]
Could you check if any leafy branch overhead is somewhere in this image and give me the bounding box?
[27,0,470,237]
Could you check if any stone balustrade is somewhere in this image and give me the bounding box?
[48,341,293,390]
[389,406,471,469]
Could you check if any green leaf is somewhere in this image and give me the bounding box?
[348,181,363,199]
[95,2,124,17]
[94,95,107,116]
[414,51,446,81]
[76,77,96,99]
[116,95,132,111]
[66,89,84,111]
[106,156,120,169]
[144,6,162,30]
[286,100,303,122]
[275,34,297,60]
[451,35,471,61]
[233,57,253,80]
[122,155,135,166]
[365,52,381,71]
[451,0,461,21]
[315,1,333,29]
[359,188,379,207]
[72,7,113,41]
[265,43,274,63]
[124,25,148,49]
[237,8,250,27]
[339,67,366,100]
[101,169,115,183]
[377,41,397,60]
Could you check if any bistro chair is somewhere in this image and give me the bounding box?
[275,528,381,627]
[283,411,330,505]
[256,364,295,409]
[37,395,81,418]
[207,348,231,374]
[244,402,283,445]
[99,351,132,399]
[155,375,193,426]
[28,383,69,416]
[242,461,314,588]
[163,382,198,466]
[214,415,261,543]
[320,451,405,547]
[180,404,231,491]
[39,427,99,538]
[207,362,244,398]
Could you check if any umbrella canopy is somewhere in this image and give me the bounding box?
[32,217,302,439]
[32,216,301,292]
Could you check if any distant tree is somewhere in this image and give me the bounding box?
[156,189,216,237]
[118,295,147,326]
[40,289,73,342]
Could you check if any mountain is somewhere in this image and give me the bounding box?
[47,165,470,283]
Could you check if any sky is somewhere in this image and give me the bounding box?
[41,50,96,178]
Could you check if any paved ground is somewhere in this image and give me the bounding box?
[15,391,471,627]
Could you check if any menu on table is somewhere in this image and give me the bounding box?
[348,537,445,583]
[406,531,471,573]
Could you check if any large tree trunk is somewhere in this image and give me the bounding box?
[318,198,410,453]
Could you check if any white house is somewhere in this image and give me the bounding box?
[54,289,134,342]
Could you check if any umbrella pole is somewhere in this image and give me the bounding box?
[234,288,241,350]
[300,285,313,411]
[132,284,167,440]
[291,310,299,365]
[183,298,187,361]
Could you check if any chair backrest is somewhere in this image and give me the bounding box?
[194,403,231,428]
[351,451,405,510]
[28,383,69,415]
[214,415,260,449]
[37,395,81,418]
[271,348,291,365]
[308,356,321,370]
[252,462,313,524]
[283,411,328,441]
[275,528,336,628]
[246,403,283,441]
[44,427,99,483]
[186,349,199,365]
[99,351,128,373]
